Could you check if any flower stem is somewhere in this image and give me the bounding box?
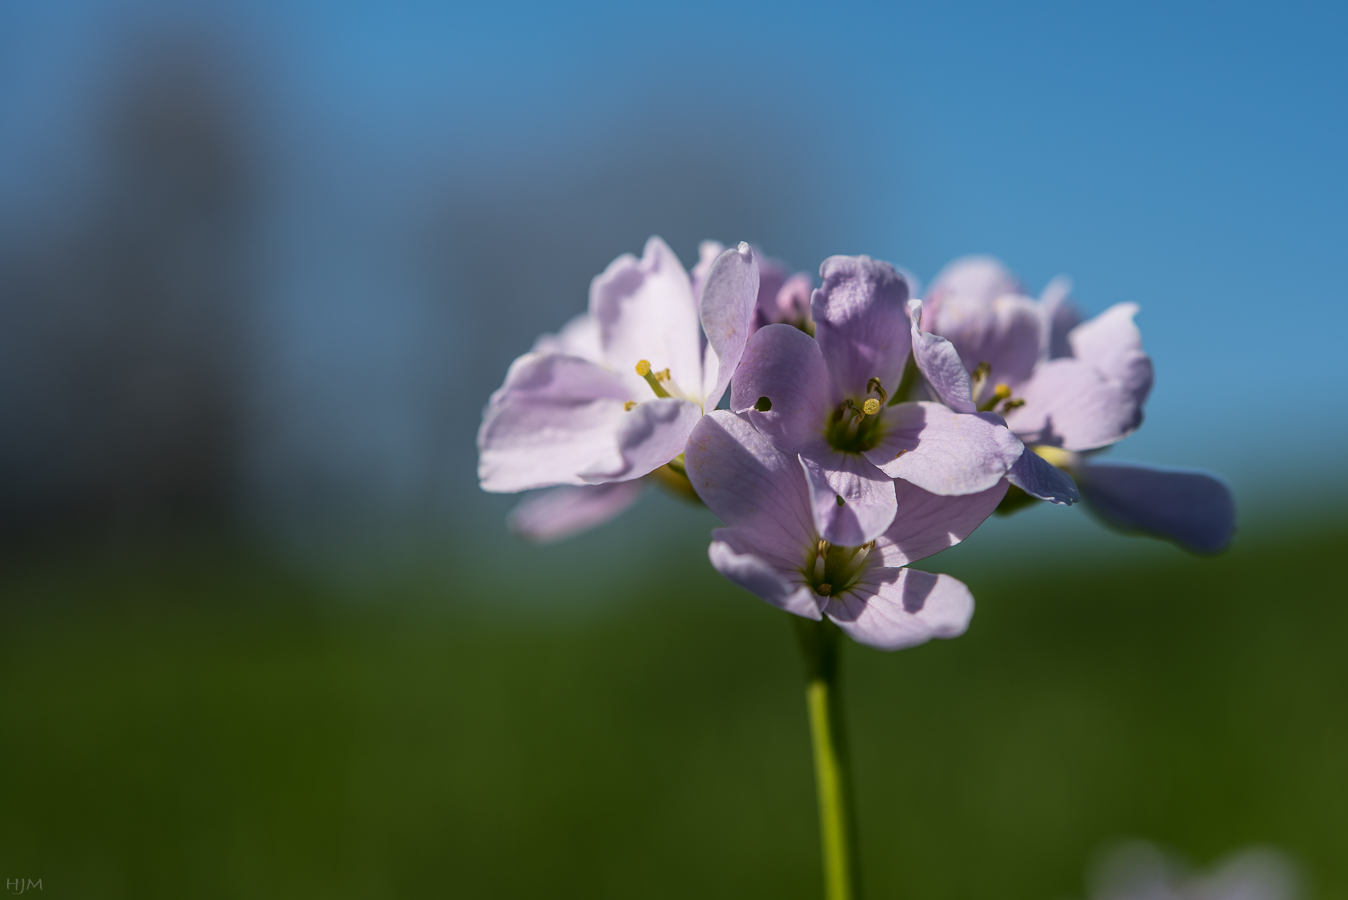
[794,616,863,900]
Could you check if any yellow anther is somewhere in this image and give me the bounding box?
[635,359,671,398]
[817,539,828,558]
[862,398,881,415]
[977,381,1016,413]
[818,583,832,596]
[623,400,637,411]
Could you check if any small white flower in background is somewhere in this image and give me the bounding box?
[1089,842,1299,900]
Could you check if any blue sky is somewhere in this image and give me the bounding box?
[2,0,1344,539]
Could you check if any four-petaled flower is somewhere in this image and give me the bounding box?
[923,256,1234,552]
[478,237,759,533]
[685,410,1007,650]
[731,255,1077,549]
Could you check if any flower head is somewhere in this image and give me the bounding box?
[685,410,1006,651]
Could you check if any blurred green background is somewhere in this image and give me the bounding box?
[2,505,1342,898]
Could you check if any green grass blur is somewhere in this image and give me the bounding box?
[0,519,1344,899]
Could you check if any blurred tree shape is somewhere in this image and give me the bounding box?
[0,34,257,542]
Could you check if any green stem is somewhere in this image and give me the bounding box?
[794,617,863,900]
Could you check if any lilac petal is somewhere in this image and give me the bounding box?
[581,397,701,483]
[689,240,724,301]
[865,402,1022,495]
[812,255,913,400]
[1068,302,1153,403]
[478,354,631,492]
[590,236,703,401]
[1038,275,1081,361]
[699,242,760,409]
[908,299,975,413]
[876,479,1008,567]
[826,568,974,651]
[925,255,1021,314]
[684,410,816,557]
[507,481,645,543]
[709,527,823,620]
[531,313,603,364]
[1004,358,1144,451]
[1006,446,1080,505]
[933,292,1043,394]
[1080,460,1235,553]
[798,451,897,546]
[730,323,831,452]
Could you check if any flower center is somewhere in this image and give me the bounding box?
[824,376,888,452]
[804,539,876,597]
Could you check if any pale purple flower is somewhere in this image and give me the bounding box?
[478,237,759,510]
[730,255,1077,547]
[1089,842,1298,900]
[685,410,1006,650]
[925,256,1235,552]
[923,256,1152,452]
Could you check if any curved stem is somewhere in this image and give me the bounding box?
[794,617,863,900]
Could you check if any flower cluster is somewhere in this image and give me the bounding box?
[478,239,1235,649]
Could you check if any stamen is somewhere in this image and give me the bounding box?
[623,400,636,411]
[970,361,991,403]
[635,360,671,399]
[818,583,832,596]
[976,382,1012,413]
[1001,398,1025,412]
[866,377,889,405]
[817,540,828,558]
[861,399,881,415]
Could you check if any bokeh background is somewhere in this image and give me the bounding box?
[1,1,1344,897]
